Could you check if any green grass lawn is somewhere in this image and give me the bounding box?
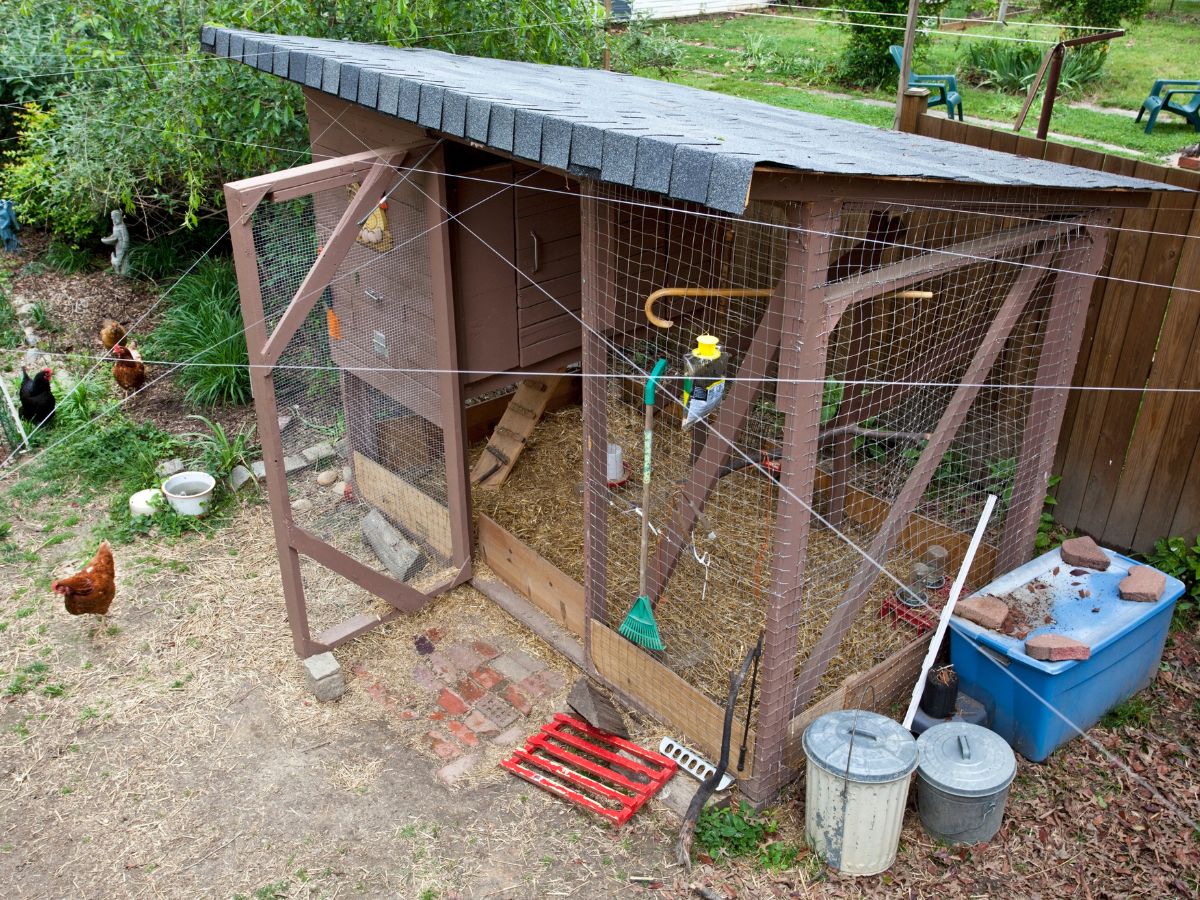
[645,9,1200,162]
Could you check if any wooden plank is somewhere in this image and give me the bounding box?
[305,90,428,160]
[517,291,583,327]
[590,620,756,778]
[476,514,585,638]
[519,330,581,367]
[471,375,569,488]
[353,451,452,558]
[472,577,585,669]
[1099,182,1199,548]
[465,376,580,443]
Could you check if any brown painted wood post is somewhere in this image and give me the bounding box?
[425,147,474,573]
[580,181,610,672]
[897,87,930,134]
[224,184,318,658]
[997,219,1109,572]
[742,199,841,806]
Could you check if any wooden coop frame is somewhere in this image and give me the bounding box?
[209,27,1168,803]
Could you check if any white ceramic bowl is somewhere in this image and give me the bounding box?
[161,471,216,517]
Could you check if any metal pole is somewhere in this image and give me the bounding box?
[892,0,922,130]
[1036,44,1065,141]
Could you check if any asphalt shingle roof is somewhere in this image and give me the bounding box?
[202,27,1172,214]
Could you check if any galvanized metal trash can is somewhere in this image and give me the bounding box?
[803,710,917,876]
[915,722,1016,844]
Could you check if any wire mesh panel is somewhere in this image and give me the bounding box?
[243,159,457,638]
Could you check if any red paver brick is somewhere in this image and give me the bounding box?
[464,709,500,735]
[437,688,469,716]
[954,595,1010,631]
[427,729,463,760]
[1059,536,1110,571]
[1024,633,1091,662]
[426,651,458,682]
[448,721,480,747]
[424,626,446,644]
[1119,565,1165,603]
[470,666,503,690]
[455,677,486,704]
[400,709,417,720]
[517,668,566,701]
[365,682,396,709]
[429,711,446,722]
[472,640,501,661]
[446,642,485,673]
[503,683,532,716]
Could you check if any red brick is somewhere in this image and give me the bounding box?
[1024,633,1091,662]
[464,709,500,735]
[400,709,417,720]
[954,595,1010,631]
[472,640,501,661]
[365,682,396,709]
[503,683,532,716]
[455,677,486,703]
[1119,566,1165,603]
[426,730,463,760]
[1059,536,1110,571]
[424,627,446,644]
[448,721,480,747]
[437,688,469,716]
[518,668,566,701]
[470,666,503,689]
[429,711,446,721]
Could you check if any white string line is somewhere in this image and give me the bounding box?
[763,3,1112,30]
[734,10,1060,44]
[0,91,364,467]
[9,348,1200,397]
[0,141,537,481]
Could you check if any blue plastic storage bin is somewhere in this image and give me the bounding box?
[949,548,1183,762]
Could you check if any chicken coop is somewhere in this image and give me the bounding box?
[207,27,1167,802]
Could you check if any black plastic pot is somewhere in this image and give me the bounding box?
[920,667,960,719]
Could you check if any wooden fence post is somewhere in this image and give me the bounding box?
[898,87,930,134]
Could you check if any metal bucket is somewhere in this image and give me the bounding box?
[916,722,1016,845]
[802,710,917,876]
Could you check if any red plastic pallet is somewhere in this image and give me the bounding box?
[501,713,677,826]
[881,582,952,634]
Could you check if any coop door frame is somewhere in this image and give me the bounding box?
[225,145,473,657]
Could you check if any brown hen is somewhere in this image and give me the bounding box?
[99,319,127,350]
[111,343,146,392]
[52,541,116,616]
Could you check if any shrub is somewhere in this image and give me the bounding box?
[963,40,1107,96]
[145,258,251,407]
[612,14,684,74]
[1038,0,1151,28]
[838,0,910,86]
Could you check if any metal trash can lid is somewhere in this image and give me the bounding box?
[802,709,917,783]
[917,722,1016,798]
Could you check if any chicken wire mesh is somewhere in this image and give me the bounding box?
[248,169,455,635]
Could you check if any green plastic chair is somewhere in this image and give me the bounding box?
[889,45,963,121]
[1136,79,1200,134]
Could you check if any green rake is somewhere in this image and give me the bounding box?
[619,358,669,652]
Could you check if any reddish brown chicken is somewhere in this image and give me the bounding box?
[111,343,146,392]
[99,318,127,350]
[52,541,116,616]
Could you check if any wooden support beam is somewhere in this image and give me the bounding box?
[261,146,411,366]
[743,200,841,805]
[792,242,1063,713]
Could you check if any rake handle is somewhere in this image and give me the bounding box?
[637,359,668,602]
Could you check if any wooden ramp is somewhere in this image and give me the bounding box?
[471,375,569,489]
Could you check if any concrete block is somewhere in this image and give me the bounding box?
[283,455,310,474]
[156,458,184,479]
[229,465,256,492]
[491,650,546,683]
[302,442,335,465]
[251,460,267,480]
[304,652,345,701]
[474,693,519,730]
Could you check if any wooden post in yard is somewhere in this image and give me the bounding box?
[892,0,922,130]
[898,87,930,134]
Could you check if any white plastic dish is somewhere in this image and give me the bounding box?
[161,471,216,517]
[129,487,161,518]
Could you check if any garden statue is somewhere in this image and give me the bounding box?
[101,209,130,275]
[0,199,20,253]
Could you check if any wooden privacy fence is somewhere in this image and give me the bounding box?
[898,91,1200,553]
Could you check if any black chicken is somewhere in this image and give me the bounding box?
[19,367,55,427]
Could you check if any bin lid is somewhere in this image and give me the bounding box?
[917,722,1016,797]
[802,710,917,783]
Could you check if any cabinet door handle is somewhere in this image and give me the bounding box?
[530,230,540,273]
